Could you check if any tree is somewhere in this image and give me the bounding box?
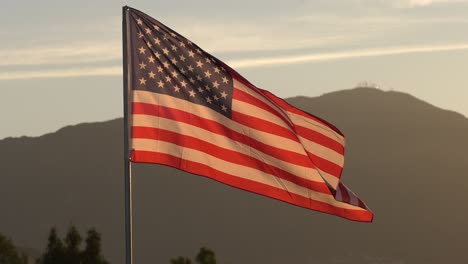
[170,256,192,264]
[39,227,65,264]
[82,228,109,264]
[0,232,27,264]
[63,226,82,264]
[38,226,109,264]
[170,247,217,264]
[195,247,216,264]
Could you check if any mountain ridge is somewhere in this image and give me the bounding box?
[1,87,467,264]
[2,87,466,141]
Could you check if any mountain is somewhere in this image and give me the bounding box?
[1,87,467,264]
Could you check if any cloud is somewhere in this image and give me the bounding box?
[2,43,468,80]
[393,0,468,7]
[0,66,121,80]
[229,43,468,68]
[0,42,121,66]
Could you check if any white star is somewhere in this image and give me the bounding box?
[139,77,146,85]
[174,85,180,92]
[148,71,156,79]
[188,50,195,58]
[197,87,204,93]
[165,76,172,83]
[205,84,211,91]
[157,66,163,72]
[163,61,170,68]
[205,57,211,63]
[189,77,195,84]
[196,48,202,54]
[187,40,192,45]
[188,65,194,72]
[212,81,220,88]
[146,41,152,48]
[136,18,143,25]
[205,97,212,104]
[179,55,186,62]
[157,80,164,88]
[171,44,177,51]
[163,34,169,40]
[222,76,228,84]
[162,48,169,55]
[221,91,227,99]
[148,56,155,63]
[196,60,204,68]
[196,75,202,81]
[170,32,177,37]
[181,68,187,74]
[204,70,212,78]
[138,32,144,38]
[214,67,220,74]
[155,52,161,59]
[221,105,227,112]
[153,25,160,31]
[145,28,152,34]
[189,90,196,97]
[171,71,179,78]
[180,80,188,88]
[179,41,186,48]
[138,47,146,54]
[154,38,161,45]
[171,57,178,64]
[214,95,219,101]
[139,62,147,69]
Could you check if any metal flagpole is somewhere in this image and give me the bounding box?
[122,5,133,264]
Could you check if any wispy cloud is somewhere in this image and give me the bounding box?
[230,43,468,68]
[2,43,468,80]
[0,66,120,80]
[0,42,121,66]
[392,0,468,8]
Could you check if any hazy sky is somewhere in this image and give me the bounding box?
[1,0,467,139]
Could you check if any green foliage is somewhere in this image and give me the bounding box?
[0,232,27,264]
[38,226,109,264]
[170,247,216,264]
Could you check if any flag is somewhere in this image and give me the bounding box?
[124,7,373,222]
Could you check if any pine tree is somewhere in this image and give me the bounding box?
[63,226,82,264]
[40,228,65,264]
[82,228,109,264]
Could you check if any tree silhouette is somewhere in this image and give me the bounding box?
[82,228,109,264]
[38,226,109,264]
[64,226,82,264]
[170,256,193,264]
[0,232,27,264]
[195,247,216,264]
[40,227,65,264]
[170,247,217,264]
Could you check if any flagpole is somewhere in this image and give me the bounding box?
[122,5,133,264]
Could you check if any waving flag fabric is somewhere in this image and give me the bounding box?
[125,7,373,222]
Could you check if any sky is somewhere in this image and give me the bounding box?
[1,0,468,139]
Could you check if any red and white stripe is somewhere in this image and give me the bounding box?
[130,76,373,222]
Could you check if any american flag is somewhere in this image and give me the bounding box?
[125,7,373,222]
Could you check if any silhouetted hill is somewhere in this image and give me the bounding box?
[1,87,467,264]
